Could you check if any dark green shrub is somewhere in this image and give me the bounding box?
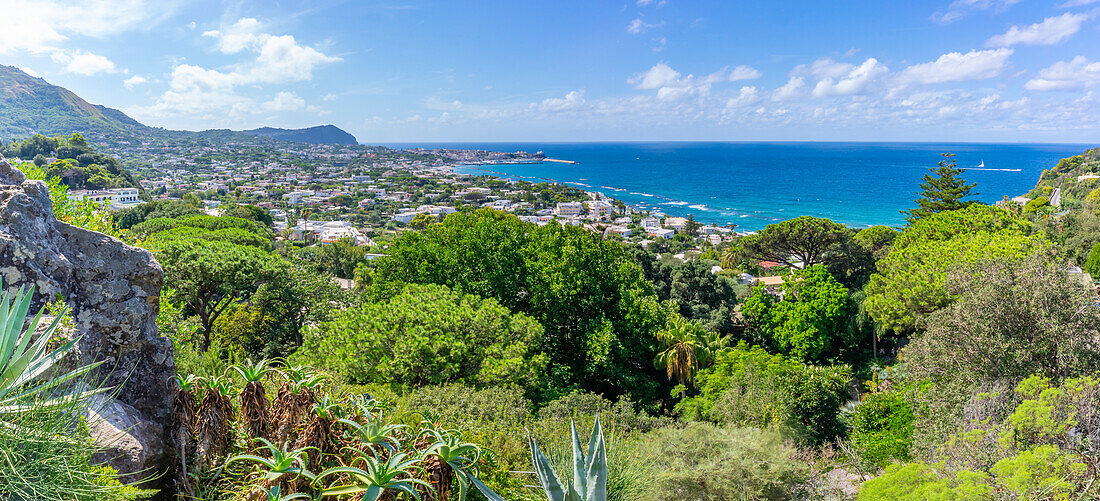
[849,391,914,467]
[675,342,852,443]
[1086,241,1100,278]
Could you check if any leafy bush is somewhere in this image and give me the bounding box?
[858,463,991,501]
[639,423,809,501]
[742,265,850,361]
[294,283,548,391]
[864,204,1044,332]
[849,391,914,467]
[1086,241,1100,277]
[144,225,272,250]
[676,342,852,443]
[904,253,1100,387]
[113,200,201,229]
[991,445,1087,501]
[132,214,270,240]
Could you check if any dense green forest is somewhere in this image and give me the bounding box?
[1,133,144,192]
[6,148,1100,500]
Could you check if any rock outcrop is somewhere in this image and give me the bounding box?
[0,154,174,485]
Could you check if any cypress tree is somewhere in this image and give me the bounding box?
[903,153,977,224]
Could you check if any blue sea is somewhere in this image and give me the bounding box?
[384,142,1094,232]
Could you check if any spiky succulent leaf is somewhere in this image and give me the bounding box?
[531,437,568,501]
[583,416,607,501]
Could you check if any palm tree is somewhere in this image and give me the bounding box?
[654,317,709,387]
[721,246,743,271]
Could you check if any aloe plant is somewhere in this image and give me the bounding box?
[225,438,317,484]
[338,415,405,455]
[420,426,506,501]
[0,280,105,417]
[317,452,432,500]
[530,415,607,501]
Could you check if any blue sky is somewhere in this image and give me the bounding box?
[1,0,1099,143]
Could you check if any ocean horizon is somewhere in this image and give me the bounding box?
[383,141,1094,231]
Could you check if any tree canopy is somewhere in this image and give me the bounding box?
[294,283,548,391]
[371,209,673,401]
[739,216,851,268]
[154,238,288,349]
[903,153,977,224]
[742,265,851,361]
[864,204,1046,332]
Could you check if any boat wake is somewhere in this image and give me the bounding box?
[970,168,1022,172]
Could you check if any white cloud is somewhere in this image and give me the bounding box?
[51,50,117,75]
[262,91,307,111]
[637,0,654,5]
[629,63,682,89]
[323,93,337,101]
[795,58,855,80]
[538,90,586,112]
[203,18,264,53]
[813,58,888,97]
[1058,0,1100,6]
[123,75,148,89]
[0,0,176,55]
[986,12,1089,47]
[627,18,655,34]
[19,66,40,78]
[137,18,340,119]
[896,48,1013,85]
[725,65,763,82]
[932,0,1022,24]
[773,77,806,101]
[726,86,761,107]
[1025,56,1100,91]
[629,63,760,102]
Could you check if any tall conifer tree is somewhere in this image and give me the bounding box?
[903,153,977,224]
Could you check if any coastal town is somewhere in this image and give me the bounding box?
[67,135,743,262]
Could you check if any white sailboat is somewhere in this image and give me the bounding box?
[978,159,985,169]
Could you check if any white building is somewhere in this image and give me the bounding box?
[556,202,585,217]
[392,211,420,223]
[648,228,675,239]
[71,188,141,211]
[665,217,689,232]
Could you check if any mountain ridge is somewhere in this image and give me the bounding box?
[0,65,357,146]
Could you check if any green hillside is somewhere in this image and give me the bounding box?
[0,65,148,143]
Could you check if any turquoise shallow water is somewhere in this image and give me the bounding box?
[385,142,1094,232]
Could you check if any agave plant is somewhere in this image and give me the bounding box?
[530,415,607,501]
[232,358,274,440]
[0,281,104,418]
[419,425,505,501]
[317,452,432,501]
[226,437,317,487]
